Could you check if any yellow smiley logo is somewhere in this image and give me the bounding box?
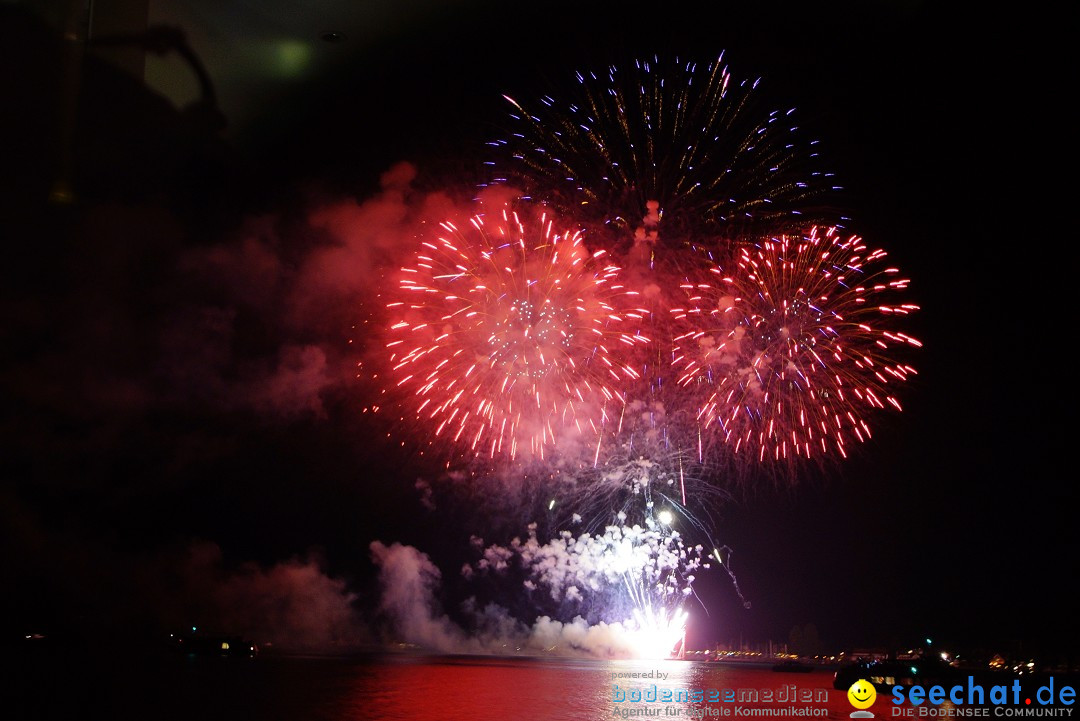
[848,679,877,710]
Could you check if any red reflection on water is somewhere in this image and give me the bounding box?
[330,657,867,721]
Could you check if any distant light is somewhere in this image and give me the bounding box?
[548,499,555,510]
[925,638,932,645]
[320,31,347,43]
[221,642,230,651]
[192,626,197,632]
[274,40,312,78]
[658,509,673,525]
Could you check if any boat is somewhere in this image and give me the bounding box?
[772,659,815,673]
[833,658,959,690]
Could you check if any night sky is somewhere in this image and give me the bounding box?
[1,1,1073,659]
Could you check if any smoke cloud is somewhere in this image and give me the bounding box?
[174,541,370,651]
[369,536,669,659]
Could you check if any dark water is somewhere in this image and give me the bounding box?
[12,653,869,720]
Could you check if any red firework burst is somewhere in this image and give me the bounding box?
[386,201,649,463]
[671,226,921,464]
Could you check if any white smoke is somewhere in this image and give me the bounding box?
[369,539,655,658]
[369,464,709,660]
[369,540,472,653]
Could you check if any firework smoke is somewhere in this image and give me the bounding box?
[367,456,754,659]
[370,538,678,658]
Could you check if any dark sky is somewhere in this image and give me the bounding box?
[1,1,1072,658]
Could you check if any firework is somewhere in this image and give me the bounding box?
[386,200,649,463]
[365,49,925,664]
[468,513,702,659]
[457,454,749,659]
[671,226,921,464]
[488,55,831,250]
[626,606,689,660]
